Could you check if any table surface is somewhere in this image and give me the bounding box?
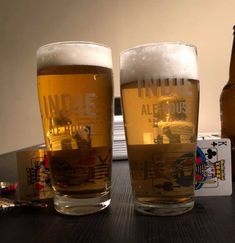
[0,157,235,243]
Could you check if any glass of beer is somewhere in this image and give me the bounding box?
[37,42,113,215]
[120,43,199,216]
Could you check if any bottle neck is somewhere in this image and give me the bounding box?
[229,33,235,81]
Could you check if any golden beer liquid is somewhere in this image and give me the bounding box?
[37,65,113,197]
[121,79,199,205]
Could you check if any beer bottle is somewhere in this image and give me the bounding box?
[220,25,235,181]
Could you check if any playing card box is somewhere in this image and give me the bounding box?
[195,138,232,196]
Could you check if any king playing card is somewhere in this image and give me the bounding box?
[195,138,232,196]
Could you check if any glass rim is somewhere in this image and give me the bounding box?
[36,41,113,70]
[37,41,111,53]
[120,42,197,56]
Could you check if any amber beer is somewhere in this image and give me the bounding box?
[37,42,113,215]
[120,43,199,216]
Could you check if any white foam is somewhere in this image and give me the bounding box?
[37,41,113,70]
[120,43,198,84]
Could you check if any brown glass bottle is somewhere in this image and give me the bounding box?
[220,25,235,181]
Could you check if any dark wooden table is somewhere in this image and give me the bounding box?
[0,153,235,243]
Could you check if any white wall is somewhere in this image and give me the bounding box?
[0,0,234,154]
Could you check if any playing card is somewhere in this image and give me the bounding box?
[17,149,53,200]
[195,139,232,196]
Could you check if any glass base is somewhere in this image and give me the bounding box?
[134,200,194,216]
[54,192,111,216]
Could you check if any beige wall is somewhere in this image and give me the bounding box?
[0,0,234,154]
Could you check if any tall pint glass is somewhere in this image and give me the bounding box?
[120,43,199,216]
[37,42,113,215]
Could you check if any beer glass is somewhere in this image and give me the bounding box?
[37,42,113,215]
[120,43,199,216]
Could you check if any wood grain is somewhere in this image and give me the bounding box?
[0,160,235,243]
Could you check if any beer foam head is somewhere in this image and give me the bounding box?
[37,41,113,70]
[120,42,198,84]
